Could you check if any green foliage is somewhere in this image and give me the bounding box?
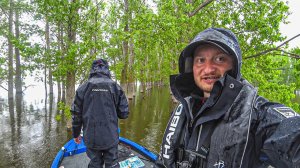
[55,114,62,121]
[1,0,299,113]
[242,52,300,112]
[56,101,72,120]
[0,56,7,82]
[290,48,300,88]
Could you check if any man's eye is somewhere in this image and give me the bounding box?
[215,56,225,63]
[194,57,205,64]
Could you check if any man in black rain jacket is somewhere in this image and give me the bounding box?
[71,59,129,168]
[160,28,300,168]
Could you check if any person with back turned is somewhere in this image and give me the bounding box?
[71,59,129,168]
[159,28,300,168]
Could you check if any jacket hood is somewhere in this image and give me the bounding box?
[89,59,111,78]
[179,27,242,80]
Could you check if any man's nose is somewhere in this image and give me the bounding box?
[203,62,216,74]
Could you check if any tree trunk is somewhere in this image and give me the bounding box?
[57,81,62,103]
[46,20,54,96]
[15,7,22,96]
[44,61,48,117]
[121,0,129,85]
[127,39,135,99]
[14,5,23,126]
[93,0,99,55]
[121,41,129,85]
[65,0,79,129]
[57,22,63,103]
[8,0,15,118]
[66,71,75,130]
[62,81,66,103]
[126,1,135,97]
[44,21,48,116]
[66,72,75,108]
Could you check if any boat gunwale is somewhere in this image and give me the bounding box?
[51,137,158,168]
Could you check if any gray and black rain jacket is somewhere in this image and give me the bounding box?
[71,59,129,150]
[160,28,300,168]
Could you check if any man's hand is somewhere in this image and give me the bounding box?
[74,136,82,144]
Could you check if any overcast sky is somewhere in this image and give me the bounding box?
[280,0,300,49]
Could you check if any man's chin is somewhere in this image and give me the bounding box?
[199,86,213,93]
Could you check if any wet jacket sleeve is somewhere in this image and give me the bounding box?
[255,97,300,167]
[70,84,85,138]
[116,84,129,119]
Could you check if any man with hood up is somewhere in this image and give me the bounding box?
[160,28,300,168]
[71,59,129,168]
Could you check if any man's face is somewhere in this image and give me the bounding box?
[193,44,233,98]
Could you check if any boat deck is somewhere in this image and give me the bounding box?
[60,152,89,168]
[60,143,155,168]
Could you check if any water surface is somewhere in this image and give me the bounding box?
[0,86,175,168]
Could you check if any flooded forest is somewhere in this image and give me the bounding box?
[1,0,300,167]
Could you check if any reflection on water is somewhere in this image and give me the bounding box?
[0,96,70,168]
[0,86,176,168]
[120,86,176,153]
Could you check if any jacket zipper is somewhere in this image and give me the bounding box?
[196,124,203,152]
[239,91,257,168]
[184,96,194,127]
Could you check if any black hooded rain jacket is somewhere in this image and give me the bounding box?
[71,59,129,150]
[160,28,300,168]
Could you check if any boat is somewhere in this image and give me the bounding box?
[51,136,158,168]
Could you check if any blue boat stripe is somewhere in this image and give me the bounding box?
[119,137,158,161]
